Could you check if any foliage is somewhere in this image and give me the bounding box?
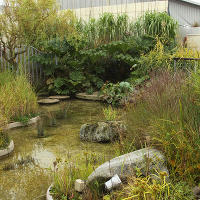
[110,175,194,200]
[126,70,200,184]
[0,0,77,67]
[101,82,133,106]
[134,11,178,44]
[102,106,118,121]
[0,70,38,122]
[129,40,172,85]
[34,34,155,95]
[33,37,103,95]
[76,13,134,48]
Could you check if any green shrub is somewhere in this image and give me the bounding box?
[129,40,172,85]
[0,70,38,122]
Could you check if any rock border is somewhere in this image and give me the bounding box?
[46,184,53,200]
[0,140,14,158]
[5,116,40,130]
[38,98,60,105]
[76,92,103,101]
[49,95,70,100]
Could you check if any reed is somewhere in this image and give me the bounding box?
[0,70,38,122]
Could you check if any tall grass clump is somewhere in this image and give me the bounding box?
[0,70,38,122]
[77,13,133,47]
[126,69,200,184]
[134,12,178,44]
[51,152,107,200]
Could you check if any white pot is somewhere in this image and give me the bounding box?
[46,184,54,200]
[105,174,122,191]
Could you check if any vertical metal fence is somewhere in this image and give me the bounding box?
[0,46,44,84]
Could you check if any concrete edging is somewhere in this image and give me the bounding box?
[0,140,14,158]
[76,92,103,101]
[5,116,40,130]
[46,184,53,200]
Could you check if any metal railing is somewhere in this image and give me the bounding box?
[173,57,200,71]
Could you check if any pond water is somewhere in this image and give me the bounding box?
[0,100,115,200]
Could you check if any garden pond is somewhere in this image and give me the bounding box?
[0,100,115,200]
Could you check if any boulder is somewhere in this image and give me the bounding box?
[87,148,169,183]
[80,121,126,143]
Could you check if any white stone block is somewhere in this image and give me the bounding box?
[75,179,85,193]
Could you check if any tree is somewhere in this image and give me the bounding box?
[0,0,76,68]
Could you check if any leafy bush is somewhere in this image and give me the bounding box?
[101,82,133,106]
[0,70,38,122]
[126,70,200,184]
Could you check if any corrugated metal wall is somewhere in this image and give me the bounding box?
[60,0,167,9]
[169,0,200,26]
[59,0,168,20]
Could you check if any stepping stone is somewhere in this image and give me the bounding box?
[37,98,60,104]
[49,95,70,100]
[76,92,103,101]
